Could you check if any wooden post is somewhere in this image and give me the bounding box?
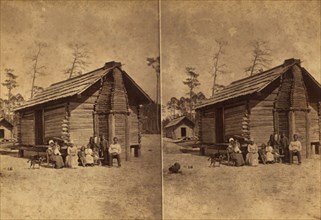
[306,110,311,158]
[125,113,130,161]
[108,113,115,143]
[288,110,295,140]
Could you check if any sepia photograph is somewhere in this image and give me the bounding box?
[1,0,321,220]
[0,1,161,219]
[161,1,321,219]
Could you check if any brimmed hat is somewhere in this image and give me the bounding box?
[229,138,234,142]
[48,140,54,145]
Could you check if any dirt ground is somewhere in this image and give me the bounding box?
[163,138,321,220]
[0,135,162,220]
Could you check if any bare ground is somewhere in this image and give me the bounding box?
[163,139,321,220]
[0,135,162,220]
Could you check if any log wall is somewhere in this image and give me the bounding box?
[224,104,245,138]
[291,66,309,157]
[250,87,279,145]
[129,106,139,144]
[20,111,35,145]
[95,74,113,139]
[294,111,307,157]
[309,102,320,142]
[69,85,100,146]
[44,106,66,141]
[201,111,215,143]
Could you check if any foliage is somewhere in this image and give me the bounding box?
[165,92,206,121]
[28,42,47,98]
[64,43,90,78]
[183,67,201,115]
[1,69,18,100]
[210,39,228,96]
[245,40,272,76]
[1,69,25,118]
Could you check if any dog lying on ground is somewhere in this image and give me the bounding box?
[208,153,225,167]
[27,155,45,169]
[169,162,182,174]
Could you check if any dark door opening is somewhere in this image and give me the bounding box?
[35,110,44,145]
[0,129,4,138]
[216,107,224,142]
[181,127,187,137]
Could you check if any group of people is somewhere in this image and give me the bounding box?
[226,132,302,167]
[46,136,122,169]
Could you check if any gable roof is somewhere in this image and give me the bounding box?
[164,116,195,128]
[196,58,321,109]
[15,62,152,111]
[0,117,14,127]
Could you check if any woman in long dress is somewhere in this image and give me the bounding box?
[49,140,64,169]
[227,138,245,167]
[66,143,78,168]
[84,144,94,166]
[246,139,259,166]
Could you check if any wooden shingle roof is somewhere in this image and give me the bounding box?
[15,62,152,111]
[0,117,14,127]
[195,59,319,109]
[164,116,194,128]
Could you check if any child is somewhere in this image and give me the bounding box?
[265,143,275,164]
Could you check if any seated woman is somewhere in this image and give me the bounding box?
[265,142,275,164]
[227,138,245,167]
[65,142,79,168]
[48,140,64,169]
[84,144,94,166]
[92,147,100,165]
[246,138,259,166]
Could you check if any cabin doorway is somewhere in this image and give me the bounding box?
[35,109,44,145]
[181,127,187,137]
[277,111,289,139]
[216,107,224,142]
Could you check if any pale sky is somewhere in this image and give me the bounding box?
[161,0,321,102]
[0,1,159,100]
[1,1,320,105]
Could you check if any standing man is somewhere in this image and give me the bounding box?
[289,134,302,165]
[109,137,122,168]
[280,132,289,163]
[100,135,109,166]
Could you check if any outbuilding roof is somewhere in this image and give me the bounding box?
[0,117,14,127]
[164,116,195,128]
[196,58,321,109]
[15,61,152,111]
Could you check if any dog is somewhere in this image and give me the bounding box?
[208,153,225,167]
[169,162,182,174]
[27,155,45,169]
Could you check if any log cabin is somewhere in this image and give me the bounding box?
[164,116,195,139]
[0,117,13,140]
[14,61,152,160]
[195,58,321,158]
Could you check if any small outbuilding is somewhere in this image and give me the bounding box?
[15,61,152,160]
[196,58,321,158]
[0,117,13,140]
[164,116,195,139]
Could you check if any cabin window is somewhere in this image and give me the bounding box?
[0,129,4,138]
